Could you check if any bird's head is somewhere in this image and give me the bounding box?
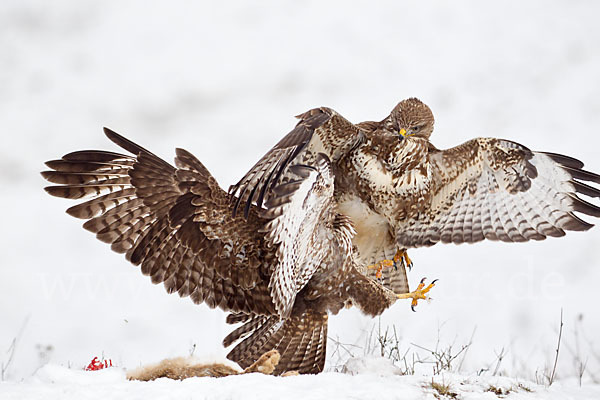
[384,98,435,141]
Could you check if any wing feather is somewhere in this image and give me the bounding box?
[229,107,363,218]
[398,138,600,247]
[261,154,336,318]
[42,128,277,316]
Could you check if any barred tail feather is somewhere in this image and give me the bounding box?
[224,310,328,375]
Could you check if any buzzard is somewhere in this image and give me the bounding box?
[231,98,600,279]
[42,129,428,375]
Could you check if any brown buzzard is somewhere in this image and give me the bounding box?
[232,98,600,277]
[42,129,420,375]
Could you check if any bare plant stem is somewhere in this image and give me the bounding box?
[1,316,30,381]
[549,308,563,386]
[457,326,476,373]
[492,347,506,376]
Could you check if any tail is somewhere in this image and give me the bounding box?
[223,310,328,375]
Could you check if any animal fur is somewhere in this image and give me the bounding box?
[127,350,285,381]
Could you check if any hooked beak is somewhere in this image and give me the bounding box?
[399,128,407,138]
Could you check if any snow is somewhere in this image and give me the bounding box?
[342,355,403,376]
[1,0,600,397]
[1,359,600,400]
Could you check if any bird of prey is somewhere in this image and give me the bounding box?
[42,129,430,375]
[231,98,600,281]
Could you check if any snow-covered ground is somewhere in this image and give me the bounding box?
[2,0,600,398]
[2,358,600,400]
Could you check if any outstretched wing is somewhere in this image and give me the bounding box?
[229,107,364,218]
[398,138,600,247]
[42,128,276,315]
[260,154,337,318]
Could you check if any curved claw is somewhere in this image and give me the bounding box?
[431,279,439,285]
[399,250,413,271]
[397,277,437,311]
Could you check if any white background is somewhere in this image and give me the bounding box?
[1,0,599,383]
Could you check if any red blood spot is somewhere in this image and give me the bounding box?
[84,356,114,371]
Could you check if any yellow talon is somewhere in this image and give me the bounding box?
[396,278,437,311]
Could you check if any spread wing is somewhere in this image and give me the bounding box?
[42,128,277,315]
[260,154,337,318]
[397,138,600,247]
[229,107,364,218]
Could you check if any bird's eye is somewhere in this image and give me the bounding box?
[411,124,423,132]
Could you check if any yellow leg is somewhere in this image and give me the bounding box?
[396,278,437,312]
[367,249,414,280]
[393,249,413,270]
[367,259,394,280]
